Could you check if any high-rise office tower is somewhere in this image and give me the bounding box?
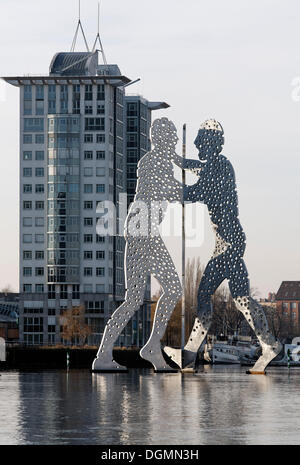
[3,49,168,347]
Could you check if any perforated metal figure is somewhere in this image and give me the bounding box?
[165,119,282,374]
[92,118,183,372]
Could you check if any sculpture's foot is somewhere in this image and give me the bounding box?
[140,343,177,372]
[92,353,128,372]
[248,341,282,374]
[163,347,197,370]
[163,347,182,369]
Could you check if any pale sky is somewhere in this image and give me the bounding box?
[0,0,300,297]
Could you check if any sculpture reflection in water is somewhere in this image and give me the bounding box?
[92,118,184,372]
[164,119,282,374]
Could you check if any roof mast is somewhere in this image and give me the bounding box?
[70,0,90,52]
[92,1,108,65]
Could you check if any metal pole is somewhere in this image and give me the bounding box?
[181,124,186,352]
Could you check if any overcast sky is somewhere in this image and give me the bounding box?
[0,0,300,297]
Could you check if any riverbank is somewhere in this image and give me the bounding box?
[1,346,153,370]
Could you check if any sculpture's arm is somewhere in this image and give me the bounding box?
[173,153,204,172]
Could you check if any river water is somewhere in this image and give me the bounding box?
[0,365,299,445]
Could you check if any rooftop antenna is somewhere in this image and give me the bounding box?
[92,1,108,65]
[70,0,90,52]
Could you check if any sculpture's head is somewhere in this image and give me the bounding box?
[151,117,178,153]
[194,119,224,161]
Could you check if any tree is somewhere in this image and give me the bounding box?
[60,305,91,346]
[210,287,248,337]
[1,285,14,294]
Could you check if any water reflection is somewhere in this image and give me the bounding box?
[0,366,300,444]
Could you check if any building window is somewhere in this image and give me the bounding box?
[127,134,138,147]
[35,234,44,243]
[35,201,44,210]
[23,134,32,144]
[84,218,93,226]
[35,267,44,276]
[96,150,105,160]
[23,284,32,293]
[85,104,93,114]
[23,201,32,210]
[84,284,93,293]
[84,251,93,260]
[35,217,44,227]
[23,151,32,160]
[72,284,80,299]
[24,118,44,132]
[96,267,105,277]
[60,285,68,299]
[96,235,105,243]
[96,251,105,260]
[23,184,32,194]
[23,267,32,276]
[84,234,93,243]
[35,151,44,160]
[84,167,93,177]
[24,100,32,115]
[24,84,32,99]
[23,217,32,227]
[96,184,105,193]
[35,167,44,177]
[35,184,44,194]
[23,167,32,177]
[85,301,104,314]
[84,201,93,209]
[97,84,105,101]
[85,118,105,131]
[85,84,93,100]
[36,100,44,115]
[84,134,93,143]
[23,250,32,260]
[35,134,44,144]
[96,167,105,177]
[84,267,93,276]
[96,134,105,143]
[96,284,105,293]
[23,234,32,243]
[35,251,44,260]
[24,317,44,333]
[84,151,93,160]
[97,103,105,114]
[291,302,297,309]
[84,184,93,194]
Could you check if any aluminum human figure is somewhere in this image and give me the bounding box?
[92,118,183,372]
[164,119,282,374]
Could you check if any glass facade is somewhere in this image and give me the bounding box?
[47,115,80,284]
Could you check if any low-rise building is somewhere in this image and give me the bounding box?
[275,281,300,335]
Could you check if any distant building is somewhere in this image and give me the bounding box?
[276,281,300,334]
[0,293,19,342]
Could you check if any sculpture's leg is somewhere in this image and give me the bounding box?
[229,257,282,374]
[164,257,226,369]
[140,240,182,372]
[92,242,148,372]
[234,296,282,374]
